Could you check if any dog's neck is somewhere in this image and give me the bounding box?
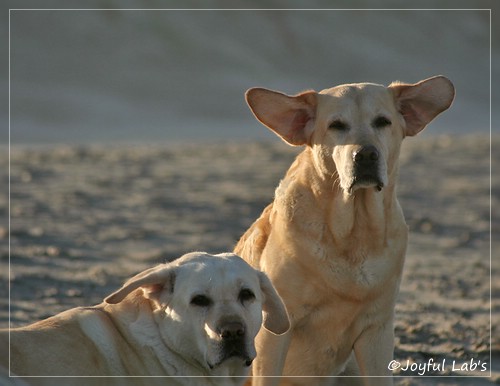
[332,185,398,249]
[285,148,405,259]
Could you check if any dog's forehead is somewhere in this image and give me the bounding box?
[175,252,260,290]
[320,82,385,97]
[318,83,394,113]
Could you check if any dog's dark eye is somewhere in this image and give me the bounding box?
[239,289,256,303]
[190,295,212,307]
[328,119,349,131]
[373,116,391,128]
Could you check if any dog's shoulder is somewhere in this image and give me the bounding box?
[235,203,273,268]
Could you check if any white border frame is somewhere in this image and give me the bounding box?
[7,7,493,382]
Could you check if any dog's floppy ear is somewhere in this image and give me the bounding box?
[246,88,317,146]
[104,264,176,307]
[258,272,290,335]
[389,75,455,137]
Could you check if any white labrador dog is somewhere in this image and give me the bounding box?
[0,252,290,386]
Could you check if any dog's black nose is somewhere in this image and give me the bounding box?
[354,145,379,164]
[219,322,245,340]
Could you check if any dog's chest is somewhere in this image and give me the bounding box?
[285,284,393,376]
[289,217,405,296]
[284,188,406,289]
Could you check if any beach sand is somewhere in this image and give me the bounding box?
[1,134,498,384]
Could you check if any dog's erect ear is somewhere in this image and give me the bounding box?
[246,88,317,146]
[258,272,290,335]
[104,264,175,307]
[389,75,455,137]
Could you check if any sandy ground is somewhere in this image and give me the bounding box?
[0,134,498,385]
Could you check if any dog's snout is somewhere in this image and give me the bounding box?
[219,321,245,340]
[353,145,379,164]
[349,144,385,192]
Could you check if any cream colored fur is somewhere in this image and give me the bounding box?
[0,252,289,386]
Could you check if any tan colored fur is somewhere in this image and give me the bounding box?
[235,77,455,386]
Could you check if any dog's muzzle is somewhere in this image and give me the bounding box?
[350,145,384,192]
[209,321,255,369]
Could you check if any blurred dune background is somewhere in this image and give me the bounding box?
[1,1,499,384]
[3,1,496,144]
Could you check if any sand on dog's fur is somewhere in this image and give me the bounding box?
[1,135,498,384]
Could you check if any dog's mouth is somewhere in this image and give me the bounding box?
[208,353,254,370]
[207,342,255,370]
[348,174,384,194]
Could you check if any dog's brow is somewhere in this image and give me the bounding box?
[372,109,392,120]
[327,113,347,123]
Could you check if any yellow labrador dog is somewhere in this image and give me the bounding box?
[0,252,289,386]
[235,76,455,385]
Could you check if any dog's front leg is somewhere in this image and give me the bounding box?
[353,321,394,386]
[251,327,292,386]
